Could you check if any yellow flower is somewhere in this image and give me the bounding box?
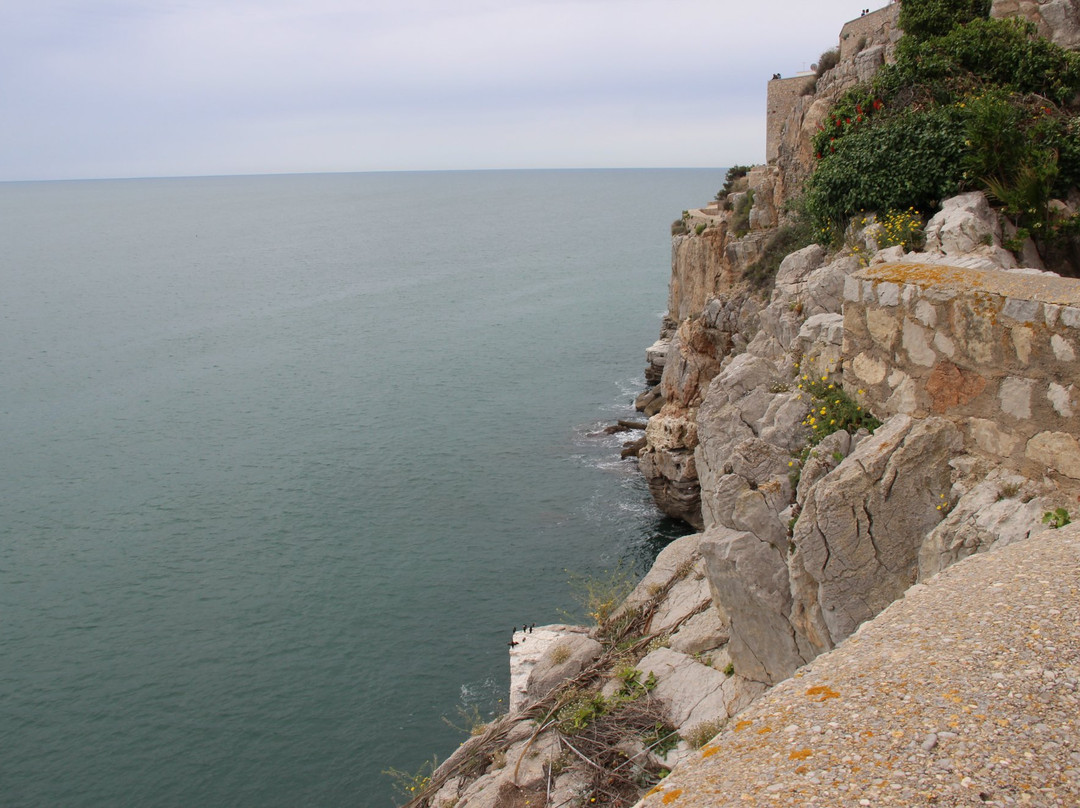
[821,375,827,381]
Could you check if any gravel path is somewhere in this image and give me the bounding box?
[636,524,1080,807]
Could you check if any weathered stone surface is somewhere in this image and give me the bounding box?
[668,607,730,656]
[509,624,590,713]
[525,634,603,702]
[639,445,702,527]
[794,429,852,506]
[968,416,1021,456]
[925,361,987,413]
[635,648,764,731]
[923,192,1001,256]
[918,470,1048,579]
[773,244,826,299]
[790,416,963,656]
[1025,430,1080,478]
[999,376,1034,419]
[649,564,712,635]
[617,533,707,616]
[701,527,806,684]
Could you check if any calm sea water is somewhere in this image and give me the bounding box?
[0,169,719,807]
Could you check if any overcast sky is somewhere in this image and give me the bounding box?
[1,0,874,181]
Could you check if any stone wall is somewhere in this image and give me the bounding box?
[765,74,814,164]
[992,0,1080,50]
[843,263,1080,484]
[838,3,901,62]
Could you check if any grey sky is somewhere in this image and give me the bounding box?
[2,0,872,181]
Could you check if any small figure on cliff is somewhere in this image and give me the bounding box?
[507,640,517,648]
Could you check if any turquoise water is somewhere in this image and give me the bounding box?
[0,169,717,806]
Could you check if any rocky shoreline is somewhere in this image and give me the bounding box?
[405,3,1080,806]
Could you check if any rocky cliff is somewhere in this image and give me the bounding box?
[407,4,1080,807]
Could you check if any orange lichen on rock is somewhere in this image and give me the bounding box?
[806,685,840,701]
[701,745,721,758]
[661,788,684,804]
[734,719,754,731]
[789,748,813,761]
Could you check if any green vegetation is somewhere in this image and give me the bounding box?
[796,368,881,447]
[683,717,726,749]
[744,214,818,290]
[1043,508,1072,528]
[898,0,991,42]
[383,756,438,804]
[695,222,708,235]
[715,165,751,204]
[564,563,638,626]
[555,669,658,735]
[815,47,840,77]
[803,0,1080,266]
[730,188,755,238]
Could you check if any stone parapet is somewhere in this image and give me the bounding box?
[843,263,1080,483]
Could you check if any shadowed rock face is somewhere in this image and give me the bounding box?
[702,415,967,687]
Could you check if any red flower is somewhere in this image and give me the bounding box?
[856,104,863,115]
[846,118,852,124]
[873,98,883,110]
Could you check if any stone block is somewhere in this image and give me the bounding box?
[968,417,1020,457]
[925,362,987,413]
[1025,431,1080,478]
[866,307,898,348]
[1047,383,1074,418]
[1051,334,1077,362]
[851,352,885,386]
[999,377,1034,419]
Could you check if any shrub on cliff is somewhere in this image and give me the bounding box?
[898,0,990,41]
[804,9,1080,244]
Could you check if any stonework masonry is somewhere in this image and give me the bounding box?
[765,75,814,164]
[843,263,1080,485]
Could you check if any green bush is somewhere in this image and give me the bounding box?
[743,215,817,289]
[806,106,966,233]
[805,11,1080,237]
[816,47,840,77]
[730,188,754,237]
[898,0,990,41]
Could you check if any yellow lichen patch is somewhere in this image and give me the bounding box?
[806,685,840,702]
[789,748,813,761]
[646,785,664,797]
[734,719,754,732]
[661,789,684,804]
[756,726,773,735]
[795,765,809,774]
[701,745,721,758]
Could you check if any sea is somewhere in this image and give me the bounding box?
[0,168,721,807]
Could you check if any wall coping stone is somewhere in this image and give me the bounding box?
[852,263,1080,307]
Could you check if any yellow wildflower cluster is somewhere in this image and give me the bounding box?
[876,208,923,251]
[793,357,880,448]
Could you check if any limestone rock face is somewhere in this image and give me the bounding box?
[918,469,1050,579]
[525,633,603,703]
[635,647,765,732]
[789,416,963,657]
[700,527,806,684]
[922,191,1004,257]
